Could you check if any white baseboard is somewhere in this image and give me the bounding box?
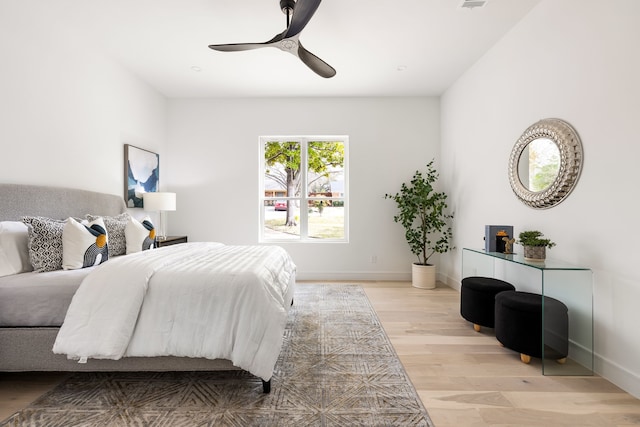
[296,271,411,282]
[595,353,640,399]
[296,271,458,285]
[441,272,461,290]
[565,339,593,373]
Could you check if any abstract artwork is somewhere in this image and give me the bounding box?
[124,144,159,208]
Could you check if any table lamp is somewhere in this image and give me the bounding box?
[143,192,176,241]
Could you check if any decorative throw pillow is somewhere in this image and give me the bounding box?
[63,217,109,270]
[125,216,156,254]
[86,213,129,257]
[0,221,33,277]
[22,216,66,273]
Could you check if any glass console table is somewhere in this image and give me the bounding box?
[462,248,593,375]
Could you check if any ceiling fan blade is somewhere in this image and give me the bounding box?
[284,0,322,38]
[209,43,269,52]
[209,31,286,52]
[297,42,336,78]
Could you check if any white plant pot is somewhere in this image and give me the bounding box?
[412,263,436,289]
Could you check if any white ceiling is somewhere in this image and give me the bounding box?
[36,0,540,98]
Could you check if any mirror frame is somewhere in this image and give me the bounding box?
[508,118,583,209]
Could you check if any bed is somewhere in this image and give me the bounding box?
[0,184,296,393]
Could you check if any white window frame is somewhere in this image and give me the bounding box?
[259,135,349,243]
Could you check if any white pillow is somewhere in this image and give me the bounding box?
[125,216,156,254]
[0,221,33,277]
[62,217,109,270]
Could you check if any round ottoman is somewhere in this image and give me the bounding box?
[495,290,569,364]
[460,276,515,332]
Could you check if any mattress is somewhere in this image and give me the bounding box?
[0,267,94,327]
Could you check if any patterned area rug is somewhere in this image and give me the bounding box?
[2,284,433,426]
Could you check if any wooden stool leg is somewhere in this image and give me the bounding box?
[473,324,481,332]
[520,354,531,364]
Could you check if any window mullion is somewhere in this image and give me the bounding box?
[299,138,309,239]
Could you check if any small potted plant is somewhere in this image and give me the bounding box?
[517,230,555,261]
[385,160,453,289]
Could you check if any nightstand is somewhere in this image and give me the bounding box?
[156,236,188,247]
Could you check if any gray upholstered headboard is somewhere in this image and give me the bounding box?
[0,184,127,221]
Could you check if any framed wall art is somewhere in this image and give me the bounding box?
[124,144,159,208]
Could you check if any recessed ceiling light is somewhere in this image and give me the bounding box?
[190,66,202,72]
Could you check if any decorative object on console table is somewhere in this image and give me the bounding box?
[124,144,159,208]
[143,192,176,241]
[384,160,454,289]
[156,236,188,248]
[496,230,508,253]
[484,225,513,253]
[517,230,555,261]
[503,237,516,254]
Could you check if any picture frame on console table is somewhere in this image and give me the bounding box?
[124,144,159,208]
[484,225,514,253]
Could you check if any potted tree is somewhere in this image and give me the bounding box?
[517,230,555,261]
[385,160,453,289]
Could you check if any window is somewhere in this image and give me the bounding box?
[260,136,348,242]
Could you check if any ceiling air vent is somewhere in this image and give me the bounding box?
[459,0,488,9]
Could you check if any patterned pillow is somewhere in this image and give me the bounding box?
[22,216,66,272]
[86,213,129,257]
[63,217,109,270]
[125,216,156,254]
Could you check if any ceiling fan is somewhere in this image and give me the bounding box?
[208,0,336,78]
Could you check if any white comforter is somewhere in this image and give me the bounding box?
[53,242,296,381]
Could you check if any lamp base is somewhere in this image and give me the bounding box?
[156,211,168,242]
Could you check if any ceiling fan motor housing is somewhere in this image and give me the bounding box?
[280,0,296,14]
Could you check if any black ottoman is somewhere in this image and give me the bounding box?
[495,290,569,364]
[460,276,515,332]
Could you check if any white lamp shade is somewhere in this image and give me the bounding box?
[143,192,176,211]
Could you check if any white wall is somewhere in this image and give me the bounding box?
[0,3,167,196]
[440,0,640,397]
[165,97,440,280]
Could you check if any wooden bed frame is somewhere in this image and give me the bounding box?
[0,184,276,393]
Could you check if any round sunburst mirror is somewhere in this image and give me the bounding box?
[508,118,583,209]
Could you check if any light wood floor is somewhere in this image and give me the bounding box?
[1,281,640,426]
[361,281,640,427]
